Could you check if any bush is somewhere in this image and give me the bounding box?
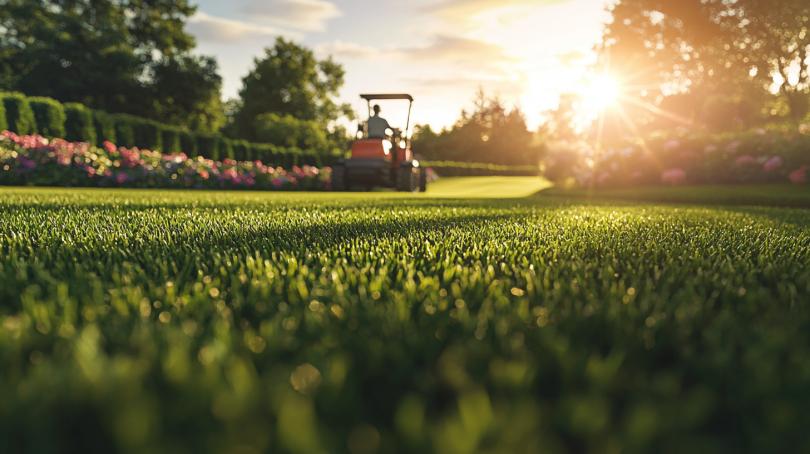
[179,130,197,157]
[113,114,137,148]
[0,97,7,132]
[161,127,182,153]
[93,110,117,146]
[219,138,234,160]
[231,140,250,161]
[28,97,66,138]
[254,113,329,152]
[196,133,220,160]
[132,118,162,151]
[1,92,36,135]
[64,103,97,144]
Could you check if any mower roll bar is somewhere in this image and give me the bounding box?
[360,93,414,141]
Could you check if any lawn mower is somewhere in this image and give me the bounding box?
[331,94,427,192]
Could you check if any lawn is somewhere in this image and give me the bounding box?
[1,182,809,453]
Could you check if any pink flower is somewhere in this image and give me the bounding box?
[198,169,210,180]
[735,155,756,166]
[103,141,117,154]
[789,166,808,185]
[661,168,686,185]
[115,173,128,184]
[119,148,141,168]
[763,156,783,172]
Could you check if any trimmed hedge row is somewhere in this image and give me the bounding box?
[28,97,66,138]
[2,92,35,135]
[0,92,338,167]
[424,160,539,177]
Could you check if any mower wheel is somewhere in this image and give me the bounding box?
[331,164,347,191]
[396,166,419,192]
[419,168,428,192]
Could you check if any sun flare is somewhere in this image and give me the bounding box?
[580,73,622,116]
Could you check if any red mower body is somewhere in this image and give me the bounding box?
[332,94,427,192]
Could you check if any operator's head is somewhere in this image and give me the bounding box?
[373,104,381,115]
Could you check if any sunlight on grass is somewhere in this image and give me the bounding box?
[426,177,551,198]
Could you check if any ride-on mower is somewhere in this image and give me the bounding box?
[331,94,427,192]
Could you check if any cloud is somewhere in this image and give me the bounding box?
[316,41,380,60]
[424,0,566,16]
[318,35,513,64]
[396,35,515,68]
[187,12,285,43]
[243,0,341,32]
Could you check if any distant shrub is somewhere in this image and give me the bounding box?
[93,110,117,146]
[219,137,234,160]
[179,130,197,157]
[196,133,220,160]
[161,127,182,153]
[64,103,96,143]
[231,140,250,161]
[0,96,7,132]
[1,92,36,135]
[28,97,66,138]
[132,118,162,151]
[254,113,329,151]
[113,114,137,148]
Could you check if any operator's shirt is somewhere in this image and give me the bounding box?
[367,115,391,138]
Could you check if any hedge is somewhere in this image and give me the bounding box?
[161,127,182,153]
[64,103,97,144]
[113,114,136,148]
[28,96,66,138]
[93,110,117,146]
[179,130,197,157]
[0,97,7,132]
[1,92,36,135]
[132,117,162,151]
[2,92,340,168]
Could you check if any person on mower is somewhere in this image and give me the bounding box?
[367,104,391,139]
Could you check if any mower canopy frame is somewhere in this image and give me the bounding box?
[360,94,414,140]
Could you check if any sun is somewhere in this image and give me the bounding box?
[579,73,622,117]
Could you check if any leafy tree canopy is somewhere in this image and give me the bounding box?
[0,0,224,132]
[600,0,810,128]
[232,38,353,140]
[414,90,543,166]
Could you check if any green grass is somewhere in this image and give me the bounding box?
[541,184,810,208]
[426,176,550,198]
[1,185,809,453]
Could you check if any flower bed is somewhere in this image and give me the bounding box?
[0,131,331,190]
[565,127,810,187]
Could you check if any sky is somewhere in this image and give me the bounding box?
[188,0,613,129]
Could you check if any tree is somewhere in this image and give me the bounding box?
[254,113,329,152]
[149,56,225,133]
[232,38,353,140]
[0,0,223,131]
[413,90,543,166]
[600,0,810,127]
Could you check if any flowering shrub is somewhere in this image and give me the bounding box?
[0,131,331,190]
[556,125,810,187]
